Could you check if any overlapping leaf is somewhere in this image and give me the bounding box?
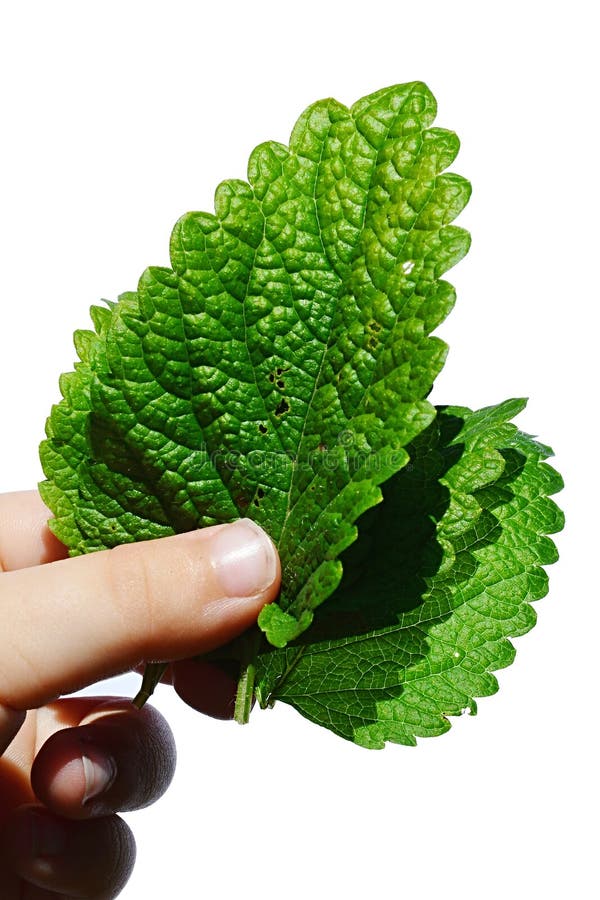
[40,82,470,650]
[254,400,564,746]
[39,85,563,744]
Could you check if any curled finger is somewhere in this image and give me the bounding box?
[31,700,176,821]
[1,804,135,898]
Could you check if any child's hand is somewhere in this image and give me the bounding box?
[0,491,279,898]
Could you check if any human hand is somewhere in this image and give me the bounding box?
[0,491,280,898]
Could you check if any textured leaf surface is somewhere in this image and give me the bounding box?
[40,82,470,647]
[254,401,564,747]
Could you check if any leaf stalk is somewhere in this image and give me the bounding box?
[234,629,262,724]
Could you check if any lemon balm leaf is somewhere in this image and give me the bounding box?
[254,401,563,747]
[40,86,563,741]
[40,83,470,685]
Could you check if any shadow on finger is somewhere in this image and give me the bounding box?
[31,701,176,820]
[1,804,135,898]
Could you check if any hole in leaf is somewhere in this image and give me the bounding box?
[275,398,290,417]
[258,424,268,434]
[276,379,285,389]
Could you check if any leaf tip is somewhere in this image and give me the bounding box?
[258,603,313,648]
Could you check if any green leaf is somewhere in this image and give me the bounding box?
[40,82,470,653]
[254,400,564,747]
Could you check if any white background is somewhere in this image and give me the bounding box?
[0,2,597,898]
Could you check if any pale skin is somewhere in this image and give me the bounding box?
[0,491,281,899]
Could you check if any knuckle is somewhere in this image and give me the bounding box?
[104,543,160,658]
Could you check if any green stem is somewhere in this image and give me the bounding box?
[132,662,168,709]
[233,629,262,725]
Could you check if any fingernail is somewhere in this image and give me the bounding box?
[212,519,278,597]
[81,749,117,805]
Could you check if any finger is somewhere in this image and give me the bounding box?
[0,518,280,710]
[0,804,135,899]
[172,658,238,720]
[135,658,239,719]
[0,491,68,572]
[12,886,59,900]
[31,699,176,820]
[0,705,26,756]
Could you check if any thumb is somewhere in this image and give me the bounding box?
[0,520,280,711]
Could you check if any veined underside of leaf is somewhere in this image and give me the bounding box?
[40,81,471,662]
[254,400,564,747]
